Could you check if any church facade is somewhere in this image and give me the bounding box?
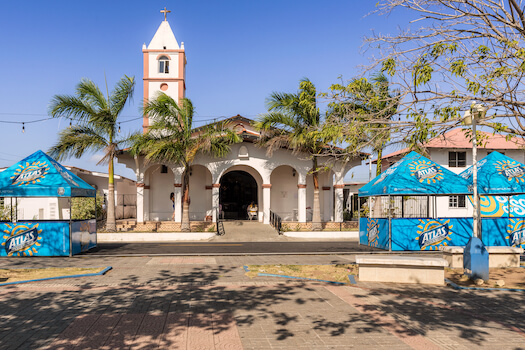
[117,13,361,227]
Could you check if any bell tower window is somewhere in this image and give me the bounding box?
[158,56,170,73]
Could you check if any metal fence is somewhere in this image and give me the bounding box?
[216,208,225,236]
[269,210,283,235]
[364,196,430,218]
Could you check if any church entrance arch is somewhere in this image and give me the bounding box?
[219,171,258,220]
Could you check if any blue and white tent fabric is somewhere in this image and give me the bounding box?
[0,150,95,197]
[359,151,470,197]
[459,151,525,194]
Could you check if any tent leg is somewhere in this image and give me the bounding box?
[69,197,72,257]
[388,195,392,252]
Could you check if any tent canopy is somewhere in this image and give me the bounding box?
[359,151,471,197]
[459,151,525,195]
[0,150,95,197]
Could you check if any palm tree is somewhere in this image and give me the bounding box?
[48,75,135,232]
[131,93,241,232]
[255,78,325,231]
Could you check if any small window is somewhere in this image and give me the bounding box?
[449,151,466,167]
[158,56,170,74]
[449,195,466,208]
[161,165,168,173]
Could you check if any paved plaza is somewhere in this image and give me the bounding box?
[1,254,524,349]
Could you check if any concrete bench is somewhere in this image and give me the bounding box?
[440,246,524,268]
[356,255,449,285]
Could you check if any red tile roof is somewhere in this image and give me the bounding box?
[379,128,525,161]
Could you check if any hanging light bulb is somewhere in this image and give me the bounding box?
[69,118,72,128]
[22,122,25,133]
[118,123,121,133]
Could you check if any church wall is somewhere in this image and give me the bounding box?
[270,165,298,221]
[147,164,175,221]
[148,52,180,79]
[147,81,179,102]
[188,165,212,221]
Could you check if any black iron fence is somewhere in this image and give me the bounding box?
[216,208,225,236]
[269,210,282,235]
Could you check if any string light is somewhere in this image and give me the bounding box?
[69,118,72,128]
[118,123,121,133]
[22,123,25,133]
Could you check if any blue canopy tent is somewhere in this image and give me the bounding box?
[459,151,525,248]
[358,151,473,251]
[0,150,97,257]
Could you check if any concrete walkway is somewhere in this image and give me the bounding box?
[1,255,524,349]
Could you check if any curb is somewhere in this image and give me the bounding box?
[0,266,113,287]
[445,278,525,292]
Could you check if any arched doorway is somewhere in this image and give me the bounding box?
[220,171,258,220]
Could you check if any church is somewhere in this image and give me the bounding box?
[117,10,362,230]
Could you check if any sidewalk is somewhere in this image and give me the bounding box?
[1,255,524,349]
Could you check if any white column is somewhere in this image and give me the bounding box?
[323,187,331,221]
[173,184,182,222]
[212,184,220,222]
[298,184,307,222]
[136,184,144,222]
[143,185,150,221]
[263,184,271,224]
[334,185,344,222]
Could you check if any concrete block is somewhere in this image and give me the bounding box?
[356,255,448,285]
[440,246,523,268]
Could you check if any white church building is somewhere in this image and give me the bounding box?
[116,12,362,229]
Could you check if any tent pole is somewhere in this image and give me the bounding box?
[69,197,72,257]
[388,195,392,252]
[357,196,361,247]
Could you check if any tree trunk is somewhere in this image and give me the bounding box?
[106,158,116,232]
[312,157,322,231]
[376,147,383,177]
[181,169,191,232]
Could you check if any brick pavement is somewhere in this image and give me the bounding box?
[0,255,524,349]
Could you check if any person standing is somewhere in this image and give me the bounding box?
[170,192,175,220]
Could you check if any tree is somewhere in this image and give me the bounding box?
[49,75,135,232]
[131,93,241,232]
[362,0,525,146]
[328,73,399,176]
[256,78,328,231]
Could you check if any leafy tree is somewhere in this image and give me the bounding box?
[328,73,399,176]
[71,192,104,220]
[48,75,135,231]
[256,78,328,231]
[363,0,525,145]
[131,93,241,232]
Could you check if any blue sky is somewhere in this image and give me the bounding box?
[0,1,411,181]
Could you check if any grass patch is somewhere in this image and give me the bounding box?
[0,267,106,283]
[245,264,357,284]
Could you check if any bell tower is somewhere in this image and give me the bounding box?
[142,7,186,132]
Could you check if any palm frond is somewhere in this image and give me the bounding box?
[48,126,107,161]
[76,78,108,112]
[49,95,97,120]
[110,75,135,117]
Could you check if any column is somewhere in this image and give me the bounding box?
[211,184,220,222]
[136,183,145,222]
[334,185,344,222]
[173,183,182,222]
[297,184,307,222]
[323,186,332,221]
[263,184,271,224]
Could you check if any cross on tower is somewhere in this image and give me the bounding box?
[160,7,171,21]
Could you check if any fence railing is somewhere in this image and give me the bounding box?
[216,208,225,236]
[269,210,282,235]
